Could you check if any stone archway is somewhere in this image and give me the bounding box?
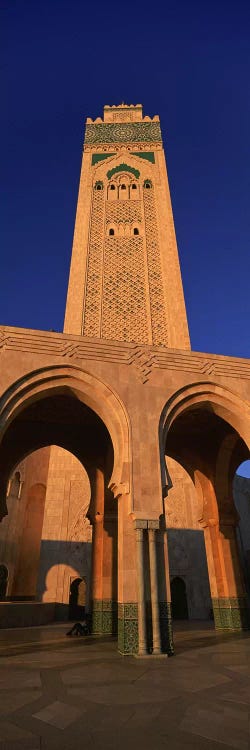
[0,364,131,520]
[0,365,131,638]
[160,382,250,631]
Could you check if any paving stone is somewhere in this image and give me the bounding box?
[0,623,249,749]
[33,700,82,729]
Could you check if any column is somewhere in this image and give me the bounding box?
[148,522,161,654]
[90,466,105,633]
[135,521,147,655]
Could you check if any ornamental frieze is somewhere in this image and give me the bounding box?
[84,121,162,145]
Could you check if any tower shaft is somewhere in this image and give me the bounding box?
[64,104,190,350]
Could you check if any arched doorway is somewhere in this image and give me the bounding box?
[0,565,8,600]
[161,383,250,632]
[171,576,188,619]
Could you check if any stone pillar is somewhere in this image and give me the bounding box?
[90,467,105,633]
[157,526,174,654]
[101,513,118,635]
[135,521,147,656]
[148,522,161,655]
[205,507,249,631]
[117,493,138,655]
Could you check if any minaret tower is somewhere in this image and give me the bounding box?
[64,103,190,350]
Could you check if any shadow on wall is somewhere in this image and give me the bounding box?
[167,529,212,620]
[37,539,92,604]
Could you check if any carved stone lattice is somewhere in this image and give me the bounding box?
[82,190,104,336]
[143,188,168,346]
[101,237,149,343]
[69,513,92,543]
[105,200,141,224]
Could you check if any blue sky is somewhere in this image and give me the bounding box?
[0,0,250,482]
[1,1,250,479]
[2,0,250,357]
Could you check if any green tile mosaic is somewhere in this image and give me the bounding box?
[118,602,138,655]
[107,163,140,180]
[92,599,117,635]
[118,601,174,655]
[132,151,155,163]
[212,597,250,630]
[159,601,174,655]
[85,121,162,145]
[92,153,116,165]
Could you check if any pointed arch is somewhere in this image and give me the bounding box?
[159,381,250,494]
[0,364,131,519]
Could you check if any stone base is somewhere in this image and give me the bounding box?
[118,603,138,654]
[118,601,174,655]
[92,599,117,635]
[159,601,174,654]
[212,597,250,630]
[0,602,55,628]
[134,653,169,659]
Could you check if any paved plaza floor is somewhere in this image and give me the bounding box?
[0,621,249,750]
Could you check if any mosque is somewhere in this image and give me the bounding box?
[0,104,249,655]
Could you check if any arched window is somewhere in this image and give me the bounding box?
[96,184,102,191]
[144,179,152,189]
[131,183,137,190]
[94,180,103,191]
[121,184,126,190]
[109,228,115,236]
[133,227,139,236]
[110,184,116,191]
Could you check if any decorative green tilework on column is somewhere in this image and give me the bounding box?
[159,601,174,654]
[92,599,117,635]
[212,597,250,630]
[118,603,138,655]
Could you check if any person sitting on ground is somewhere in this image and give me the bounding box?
[66,619,89,636]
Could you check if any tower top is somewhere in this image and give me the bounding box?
[85,104,161,146]
[86,103,160,125]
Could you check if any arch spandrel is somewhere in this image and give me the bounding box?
[0,364,131,520]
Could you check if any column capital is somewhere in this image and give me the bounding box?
[132,517,160,530]
[148,520,159,530]
[134,519,148,530]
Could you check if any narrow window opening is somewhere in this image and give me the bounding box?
[109,228,115,236]
[110,184,115,191]
[121,184,126,190]
[131,184,137,190]
[133,228,139,236]
[96,184,102,191]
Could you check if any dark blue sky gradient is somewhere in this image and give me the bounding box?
[1,0,250,362]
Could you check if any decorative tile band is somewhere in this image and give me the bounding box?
[118,602,138,655]
[159,601,174,654]
[85,122,162,145]
[117,601,174,655]
[212,597,250,630]
[92,599,117,635]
